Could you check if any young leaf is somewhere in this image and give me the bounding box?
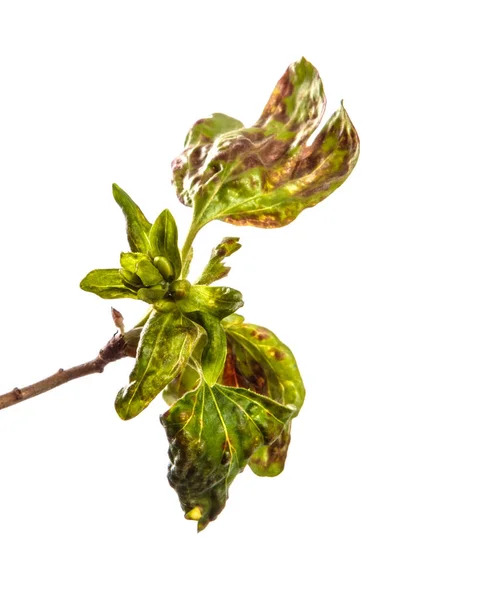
[115,308,199,420]
[112,184,152,253]
[177,285,244,319]
[120,252,145,273]
[195,237,242,285]
[172,57,359,230]
[161,382,295,531]
[183,311,227,387]
[221,316,305,476]
[149,209,181,279]
[80,269,137,300]
[137,286,167,304]
[135,258,163,287]
[120,252,164,287]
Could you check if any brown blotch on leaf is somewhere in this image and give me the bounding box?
[257,70,294,125]
[216,137,253,162]
[270,348,286,361]
[223,214,289,228]
[258,138,289,166]
[188,145,206,170]
[296,180,335,199]
[250,328,270,341]
[221,345,240,388]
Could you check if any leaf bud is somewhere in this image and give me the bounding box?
[169,279,191,300]
[154,256,175,281]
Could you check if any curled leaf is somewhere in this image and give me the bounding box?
[183,311,226,387]
[161,382,295,531]
[222,316,305,476]
[172,57,359,231]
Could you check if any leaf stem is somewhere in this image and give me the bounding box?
[0,333,136,412]
[180,221,199,278]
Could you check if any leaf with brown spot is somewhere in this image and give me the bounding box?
[171,57,359,231]
[220,316,305,477]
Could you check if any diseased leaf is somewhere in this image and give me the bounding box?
[149,209,181,279]
[183,311,226,387]
[161,382,295,531]
[115,308,199,420]
[80,269,137,300]
[112,184,152,253]
[172,113,244,206]
[172,57,359,230]
[177,285,243,319]
[195,237,241,285]
[221,316,305,476]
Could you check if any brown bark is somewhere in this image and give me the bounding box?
[0,333,135,411]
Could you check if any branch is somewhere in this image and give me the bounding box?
[0,332,137,412]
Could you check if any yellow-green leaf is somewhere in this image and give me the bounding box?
[80,269,137,300]
[115,308,199,420]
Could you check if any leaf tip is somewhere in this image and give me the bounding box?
[197,520,209,533]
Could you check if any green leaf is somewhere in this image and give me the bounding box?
[195,237,242,285]
[115,308,199,420]
[172,58,359,230]
[112,184,152,253]
[177,285,244,320]
[161,382,295,531]
[149,209,181,279]
[80,269,137,300]
[184,311,226,387]
[221,316,305,476]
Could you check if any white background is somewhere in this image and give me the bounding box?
[0,1,499,598]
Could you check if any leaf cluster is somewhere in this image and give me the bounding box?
[80,57,359,530]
